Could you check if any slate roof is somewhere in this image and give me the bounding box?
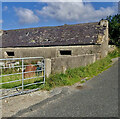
[1,22,106,48]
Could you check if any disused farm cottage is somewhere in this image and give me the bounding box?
[0,20,109,77]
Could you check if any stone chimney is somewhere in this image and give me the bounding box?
[98,20,109,58]
[99,20,108,29]
[0,30,3,36]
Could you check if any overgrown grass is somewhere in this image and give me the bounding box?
[1,47,120,90]
[38,47,120,91]
[108,47,120,58]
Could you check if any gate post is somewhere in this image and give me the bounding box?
[45,58,51,78]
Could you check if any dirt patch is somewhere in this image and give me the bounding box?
[2,90,50,117]
[76,85,84,89]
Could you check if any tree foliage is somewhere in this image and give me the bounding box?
[106,14,120,46]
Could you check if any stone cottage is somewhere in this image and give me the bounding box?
[0,20,109,77]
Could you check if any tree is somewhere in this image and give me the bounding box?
[105,14,120,46]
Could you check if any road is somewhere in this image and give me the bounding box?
[14,59,119,117]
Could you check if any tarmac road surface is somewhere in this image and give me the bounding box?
[14,58,119,117]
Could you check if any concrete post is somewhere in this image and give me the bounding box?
[45,58,51,78]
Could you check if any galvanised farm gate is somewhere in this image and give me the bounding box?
[0,57,45,99]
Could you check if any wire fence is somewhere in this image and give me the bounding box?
[0,57,45,99]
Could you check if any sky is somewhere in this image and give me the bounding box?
[1,1,118,30]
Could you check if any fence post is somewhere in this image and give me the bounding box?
[22,59,24,92]
[44,58,51,78]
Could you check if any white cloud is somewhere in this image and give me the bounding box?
[0,20,3,24]
[3,6,8,11]
[37,2,116,23]
[14,7,39,24]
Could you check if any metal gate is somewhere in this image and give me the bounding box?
[0,57,45,99]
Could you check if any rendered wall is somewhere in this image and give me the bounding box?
[51,54,96,74]
[0,45,101,59]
